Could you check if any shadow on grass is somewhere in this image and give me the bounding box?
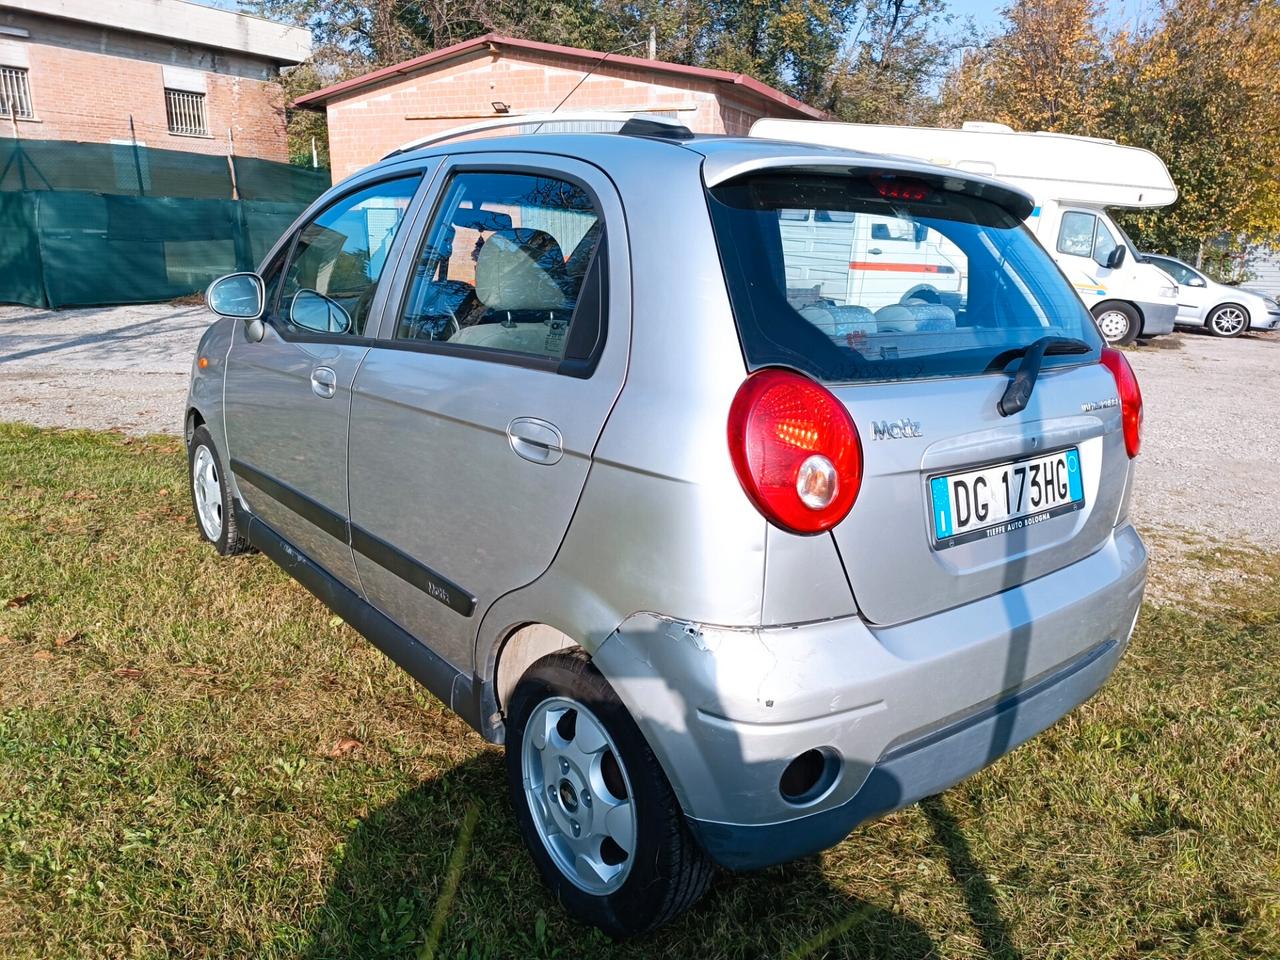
[921,796,1023,960]
[302,752,942,960]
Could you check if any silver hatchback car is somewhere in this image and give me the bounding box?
[187,119,1148,936]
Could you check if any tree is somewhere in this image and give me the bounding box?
[1102,0,1280,261]
[937,0,1106,132]
[826,0,962,123]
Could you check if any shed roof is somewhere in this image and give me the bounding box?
[293,32,824,119]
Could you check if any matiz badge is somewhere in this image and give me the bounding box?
[872,418,923,440]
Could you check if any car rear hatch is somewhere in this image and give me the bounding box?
[705,153,1134,625]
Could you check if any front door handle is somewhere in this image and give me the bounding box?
[507,417,563,465]
[310,366,337,399]
[868,247,883,255]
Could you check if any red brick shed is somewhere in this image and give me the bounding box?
[295,33,824,181]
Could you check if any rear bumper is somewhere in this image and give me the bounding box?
[1135,299,1177,336]
[593,524,1147,871]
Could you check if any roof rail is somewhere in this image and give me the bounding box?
[384,111,694,158]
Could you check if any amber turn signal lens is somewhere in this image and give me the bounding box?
[198,357,209,369]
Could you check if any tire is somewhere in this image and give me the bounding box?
[188,425,250,556]
[1206,303,1248,338]
[1092,301,1140,345]
[505,650,713,937]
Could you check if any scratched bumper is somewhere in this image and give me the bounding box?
[592,524,1147,869]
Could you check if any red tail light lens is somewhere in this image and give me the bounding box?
[727,369,863,534]
[1100,347,1143,458]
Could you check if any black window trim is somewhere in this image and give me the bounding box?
[259,171,426,347]
[382,163,612,380]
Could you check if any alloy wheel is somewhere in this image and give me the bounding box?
[521,696,637,895]
[192,445,224,541]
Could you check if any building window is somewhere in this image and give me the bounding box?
[165,88,208,136]
[0,65,34,120]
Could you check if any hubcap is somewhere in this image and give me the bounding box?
[1212,307,1245,335]
[521,696,637,895]
[192,445,223,541]
[1097,310,1130,342]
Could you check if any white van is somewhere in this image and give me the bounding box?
[752,119,1180,344]
[780,207,967,312]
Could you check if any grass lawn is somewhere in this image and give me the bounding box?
[1,422,1277,959]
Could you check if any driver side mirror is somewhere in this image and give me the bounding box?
[290,289,352,335]
[1099,246,1126,270]
[206,272,266,342]
[1186,275,1207,287]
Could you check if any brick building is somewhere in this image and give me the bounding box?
[296,33,824,181]
[0,0,310,161]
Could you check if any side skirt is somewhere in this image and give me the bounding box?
[240,507,502,741]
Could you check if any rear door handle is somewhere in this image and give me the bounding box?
[507,417,563,465]
[310,366,337,399]
[868,247,883,255]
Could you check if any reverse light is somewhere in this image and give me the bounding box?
[872,175,931,202]
[727,369,862,534]
[1100,348,1143,458]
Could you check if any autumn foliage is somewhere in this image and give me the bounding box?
[940,0,1280,262]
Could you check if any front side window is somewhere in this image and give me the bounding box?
[1057,211,1097,257]
[1092,218,1118,263]
[396,171,603,360]
[277,177,419,337]
[0,66,34,119]
[165,89,208,136]
[1151,256,1193,285]
[709,172,1100,383]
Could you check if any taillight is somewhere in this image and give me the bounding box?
[727,369,862,535]
[1100,348,1143,458]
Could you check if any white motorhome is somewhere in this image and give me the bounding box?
[751,119,1180,344]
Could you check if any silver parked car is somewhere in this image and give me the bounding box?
[1143,252,1280,337]
[187,118,1148,936]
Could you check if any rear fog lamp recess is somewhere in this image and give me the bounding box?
[779,748,840,804]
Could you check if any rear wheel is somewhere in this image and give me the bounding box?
[1206,303,1248,338]
[505,650,712,936]
[1092,301,1140,345]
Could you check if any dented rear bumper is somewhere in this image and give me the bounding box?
[592,523,1147,870]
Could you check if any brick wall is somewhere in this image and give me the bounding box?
[323,49,774,180]
[6,38,287,161]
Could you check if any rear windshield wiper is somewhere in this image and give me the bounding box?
[993,336,1093,417]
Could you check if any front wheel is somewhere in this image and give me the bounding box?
[1206,303,1248,338]
[188,425,250,556]
[505,650,712,936]
[1092,301,1140,345]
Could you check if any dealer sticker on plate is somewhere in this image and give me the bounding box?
[930,447,1084,548]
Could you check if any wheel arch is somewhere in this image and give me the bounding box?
[185,407,206,445]
[492,623,583,719]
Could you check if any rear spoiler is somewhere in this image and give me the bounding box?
[700,153,1037,222]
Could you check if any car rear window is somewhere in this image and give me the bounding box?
[707,172,1103,383]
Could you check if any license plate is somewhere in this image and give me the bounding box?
[930,448,1084,548]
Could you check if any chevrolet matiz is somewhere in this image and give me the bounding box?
[186,116,1148,936]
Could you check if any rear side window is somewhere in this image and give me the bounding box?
[397,171,603,362]
[707,172,1101,383]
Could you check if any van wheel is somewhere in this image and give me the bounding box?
[188,425,250,556]
[505,650,712,936]
[1206,303,1248,338]
[1092,301,1140,345]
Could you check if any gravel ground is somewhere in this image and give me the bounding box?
[2,303,1278,551]
[0,302,209,437]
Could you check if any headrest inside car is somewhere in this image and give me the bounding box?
[475,229,571,311]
